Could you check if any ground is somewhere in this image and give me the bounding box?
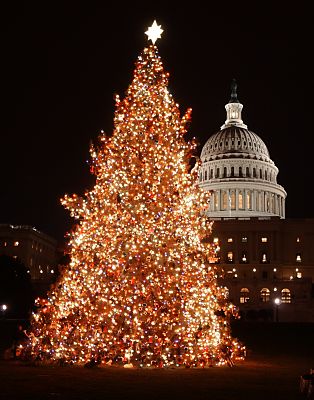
[0,321,313,399]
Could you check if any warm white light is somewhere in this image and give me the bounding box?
[274,298,281,305]
[1,304,7,311]
[253,268,256,272]
[273,287,277,292]
[145,20,163,44]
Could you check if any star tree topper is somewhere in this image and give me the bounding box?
[145,20,163,44]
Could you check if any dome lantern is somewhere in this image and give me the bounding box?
[221,79,247,130]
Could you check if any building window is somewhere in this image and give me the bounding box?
[14,241,19,247]
[231,191,236,210]
[216,168,220,178]
[241,236,248,243]
[227,238,233,243]
[239,191,244,209]
[296,271,302,278]
[261,253,268,263]
[223,167,227,178]
[227,251,234,263]
[214,192,219,210]
[281,288,291,304]
[261,237,268,243]
[296,237,300,243]
[260,288,270,302]
[222,191,227,210]
[231,167,234,177]
[240,288,250,304]
[241,252,248,263]
[262,271,268,279]
[296,253,302,262]
[247,191,252,210]
[204,170,208,180]
[213,237,219,244]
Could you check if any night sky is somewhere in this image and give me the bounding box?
[2,3,313,242]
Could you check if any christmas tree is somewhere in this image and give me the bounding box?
[26,21,244,368]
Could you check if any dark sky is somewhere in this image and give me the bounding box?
[1,2,313,242]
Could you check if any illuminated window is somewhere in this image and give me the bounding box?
[242,237,248,243]
[281,288,291,304]
[261,237,268,243]
[14,241,19,247]
[260,288,270,302]
[227,238,233,243]
[296,272,302,278]
[246,191,252,210]
[227,252,234,263]
[296,253,301,262]
[231,191,236,210]
[241,252,248,263]
[296,237,300,243]
[252,268,257,272]
[213,237,219,244]
[222,191,227,210]
[240,288,250,303]
[214,192,219,210]
[239,191,244,209]
[261,253,268,263]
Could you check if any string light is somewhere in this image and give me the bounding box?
[24,32,244,368]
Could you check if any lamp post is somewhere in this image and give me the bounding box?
[1,304,7,319]
[274,298,281,323]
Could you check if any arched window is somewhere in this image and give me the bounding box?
[240,288,250,304]
[253,167,256,178]
[199,172,202,182]
[265,170,268,180]
[216,168,220,178]
[281,288,291,304]
[204,170,208,180]
[239,167,243,177]
[210,169,213,179]
[260,288,270,302]
[261,253,268,263]
[246,166,250,177]
[241,252,248,263]
[260,169,263,179]
[223,167,227,178]
[239,191,244,209]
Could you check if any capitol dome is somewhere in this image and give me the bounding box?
[199,80,287,219]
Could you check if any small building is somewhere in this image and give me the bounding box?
[0,224,58,284]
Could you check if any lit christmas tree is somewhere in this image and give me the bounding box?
[26,21,244,368]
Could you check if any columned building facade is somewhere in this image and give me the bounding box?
[199,81,314,322]
[199,80,286,219]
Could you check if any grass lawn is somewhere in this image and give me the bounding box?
[0,321,313,400]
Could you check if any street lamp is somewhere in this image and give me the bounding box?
[274,298,281,323]
[1,304,7,318]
